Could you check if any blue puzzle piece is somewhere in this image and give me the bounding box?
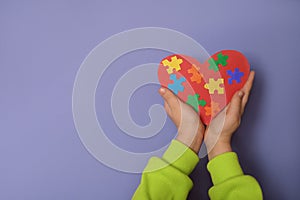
[227,68,244,84]
[168,74,186,94]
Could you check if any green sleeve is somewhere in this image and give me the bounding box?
[207,152,263,200]
[132,140,199,200]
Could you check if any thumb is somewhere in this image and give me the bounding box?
[227,90,244,117]
[159,87,179,110]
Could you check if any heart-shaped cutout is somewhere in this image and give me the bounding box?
[158,50,250,125]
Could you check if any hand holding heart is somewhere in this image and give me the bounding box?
[204,71,255,159]
[159,87,205,154]
[158,50,255,157]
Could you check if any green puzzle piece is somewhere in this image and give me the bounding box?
[208,52,229,72]
[186,94,206,112]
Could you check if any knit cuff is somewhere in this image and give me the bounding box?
[162,140,199,175]
[207,152,244,185]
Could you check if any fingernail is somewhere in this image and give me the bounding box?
[160,88,166,94]
[238,91,244,98]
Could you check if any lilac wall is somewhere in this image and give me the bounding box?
[1,0,299,199]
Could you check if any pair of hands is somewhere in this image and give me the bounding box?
[159,71,255,160]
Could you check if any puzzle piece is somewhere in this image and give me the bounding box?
[204,101,220,116]
[162,56,183,74]
[167,74,186,95]
[208,52,229,72]
[204,78,224,94]
[187,64,202,84]
[186,94,206,112]
[227,68,244,84]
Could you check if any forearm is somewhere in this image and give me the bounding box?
[132,140,199,200]
[207,151,263,200]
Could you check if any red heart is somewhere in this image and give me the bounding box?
[158,50,250,125]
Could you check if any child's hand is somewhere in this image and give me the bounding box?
[204,71,255,160]
[159,87,205,154]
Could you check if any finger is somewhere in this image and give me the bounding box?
[227,90,244,117]
[241,71,255,113]
[164,101,171,116]
[159,87,179,111]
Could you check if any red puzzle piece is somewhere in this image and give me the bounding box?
[158,50,250,125]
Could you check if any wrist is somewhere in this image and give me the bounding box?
[207,140,232,161]
[176,126,204,154]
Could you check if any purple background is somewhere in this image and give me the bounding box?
[1,0,300,199]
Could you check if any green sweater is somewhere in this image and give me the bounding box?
[132,140,263,200]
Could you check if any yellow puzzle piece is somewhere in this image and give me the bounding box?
[204,78,224,94]
[162,56,183,74]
